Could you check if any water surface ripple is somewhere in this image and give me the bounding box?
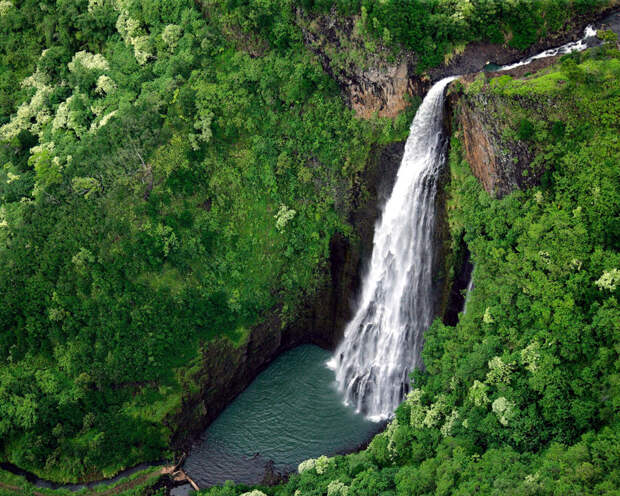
[184,345,380,487]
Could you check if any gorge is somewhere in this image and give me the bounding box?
[178,19,613,490]
[0,3,618,496]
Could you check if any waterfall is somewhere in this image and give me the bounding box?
[327,77,455,420]
[327,22,599,422]
[463,270,474,315]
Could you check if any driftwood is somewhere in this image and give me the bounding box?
[161,453,200,491]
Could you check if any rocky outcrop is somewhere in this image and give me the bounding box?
[444,7,618,198]
[435,63,552,322]
[166,141,404,454]
[445,52,576,199]
[296,8,416,118]
[436,54,579,320]
[457,91,537,198]
[345,61,412,119]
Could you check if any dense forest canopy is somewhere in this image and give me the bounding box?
[0,0,403,480]
[0,0,618,493]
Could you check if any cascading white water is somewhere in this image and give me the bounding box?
[328,23,599,422]
[327,77,455,420]
[499,25,596,71]
[463,271,474,315]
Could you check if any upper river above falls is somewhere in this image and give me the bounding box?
[182,345,382,488]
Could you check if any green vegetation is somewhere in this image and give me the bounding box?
[198,44,620,496]
[0,0,409,482]
[1,0,618,492]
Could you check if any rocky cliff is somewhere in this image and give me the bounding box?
[295,8,416,119]
[449,84,540,199]
[445,54,574,199]
[436,56,578,321]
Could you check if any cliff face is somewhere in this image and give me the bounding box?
[344,61,412,119]
[453,89,538,198]
[295,8,416,118]
[166,141,404,454]
[445,55,566,199]
[436,62,557,322]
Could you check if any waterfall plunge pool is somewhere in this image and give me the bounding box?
[182,345,383,488]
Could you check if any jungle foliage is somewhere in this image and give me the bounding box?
[0,0,406,481]
[0,0,617,491]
